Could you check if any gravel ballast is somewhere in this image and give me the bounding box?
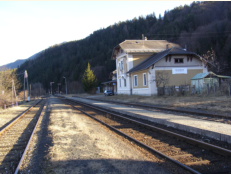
[20,96,170,174]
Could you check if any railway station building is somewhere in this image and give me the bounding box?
[111,39,209,96]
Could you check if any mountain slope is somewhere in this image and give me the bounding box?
[0,51,43,70]
[0,59,27,70]
[16,1,231,91]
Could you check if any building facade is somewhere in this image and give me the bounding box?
[111,39,209,96]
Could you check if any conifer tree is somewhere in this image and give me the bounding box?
[82,63,97,92]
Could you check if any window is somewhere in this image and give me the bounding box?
[119,79,121,87]
[124,79,126,87]
[134,75,138,87]
[175,58,184,63]
[118,63,120,71]
[121,61,123,70]
[143,73,147,86]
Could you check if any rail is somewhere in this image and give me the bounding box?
[60,97,231,174]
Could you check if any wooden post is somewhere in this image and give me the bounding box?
[229,83,231,96]
[207,83,209,94]
[23,71,25,103]
[214,83,216,94]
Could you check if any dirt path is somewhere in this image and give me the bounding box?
[21,96,170,174]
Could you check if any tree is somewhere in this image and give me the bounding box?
[202,48,227,73]
[0,68,22,106]
[151,71,169,87]
[82,63,97,93]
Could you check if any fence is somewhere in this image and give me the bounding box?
[157,82,231,96]
[157,85,195,96]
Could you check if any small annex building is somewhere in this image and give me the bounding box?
[191,72,231,93]
[101,70,117,94]
[111,39,209,96]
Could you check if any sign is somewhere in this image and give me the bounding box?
[172,68,187,74]
[58,83,61,85]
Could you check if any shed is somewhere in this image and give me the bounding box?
[101,80,117,93]
[191,72,231,93]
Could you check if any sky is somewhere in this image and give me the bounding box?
[0,1,193,66]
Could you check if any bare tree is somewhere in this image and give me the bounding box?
[30,82,46,99]
[151,71,170,87]
[202,48,227,73]
[0,68,22,107]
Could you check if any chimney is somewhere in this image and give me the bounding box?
[142,34,144,40]
[185,45,187,51]
[145,37,147,40]
[166,44,171,49]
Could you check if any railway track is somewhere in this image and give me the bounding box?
[60,97,231,174]
[0,99,47,174]
[72,96,231,123]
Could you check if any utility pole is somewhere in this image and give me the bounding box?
[58,83,61,94]
[63,77,67,95]
[12,79,13,107]
[27,74,29,101]
[23,70,27,103]
[50,82,54,95]
[13,80,17,106]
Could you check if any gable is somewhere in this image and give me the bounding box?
[155,55,203,67]
[127,47,207,74]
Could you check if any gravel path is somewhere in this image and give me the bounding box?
[20,96,170,174]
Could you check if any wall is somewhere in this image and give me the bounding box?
[132,54,151,67]
[131,69,149,88]
[155,69,203,86]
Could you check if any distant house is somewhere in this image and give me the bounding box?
[111,38,210,96]
[191,72,231,93]
[101,70,117,93]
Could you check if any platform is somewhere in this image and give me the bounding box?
[68,96,231,144]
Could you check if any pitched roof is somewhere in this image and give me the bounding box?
[111,40,181,59]
[127,47,198,73]
[191,72,210,80]
[191,72,231,80]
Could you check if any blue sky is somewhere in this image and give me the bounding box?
[0,1,192,66]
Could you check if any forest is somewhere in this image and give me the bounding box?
[16,1,231,93]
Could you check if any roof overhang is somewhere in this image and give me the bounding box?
[101,80,117,84]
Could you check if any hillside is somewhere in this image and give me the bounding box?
[0,51,43,71]
[17,1,231,92]
[0,59,27,70]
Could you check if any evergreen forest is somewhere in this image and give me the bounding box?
[16,1,231,93]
